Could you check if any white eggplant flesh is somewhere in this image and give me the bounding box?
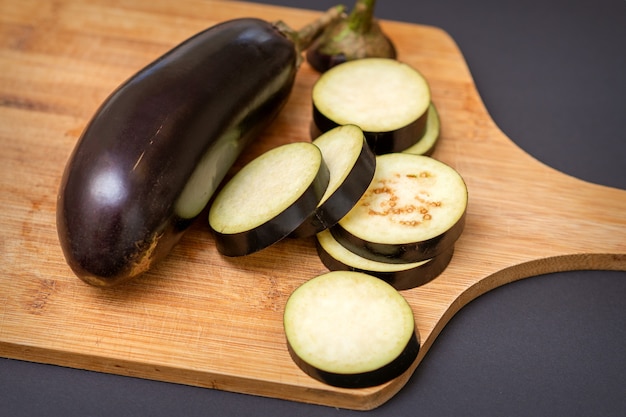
[402,102,441,156]
[332,153,467,263]
[209,142,329,256]
[291,125,376,238]
[284,271,419,388]
[312,58,431,154]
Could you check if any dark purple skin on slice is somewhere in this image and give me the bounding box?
[211,160,330,257]
[290,136,376,238]
[317,241,454,291]
[57,18,298,287]
[330,210,466,264]
[312,105,429,155]
[287,331,419,389]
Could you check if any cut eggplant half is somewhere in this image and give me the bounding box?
[284,271,419,388]
[209,142,329,256]
[305,0,397,73]
[332,153,467,263]
[316,229,453,290]
[312,58,431,154]
[402,102,440,156]
[290,125,376,238]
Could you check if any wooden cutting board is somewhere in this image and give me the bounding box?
[1,0,625,410]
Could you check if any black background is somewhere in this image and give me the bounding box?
[2,1,625,416]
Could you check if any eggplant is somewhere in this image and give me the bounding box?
[402,102,441,157]
[316,229,454,291]
[56,8,343,287]
[311,58,431,155]
[290,124,376,238]
[284,270,419,388]
[306,0,396,73]
[332,153,468,263]
[208,142,330,257]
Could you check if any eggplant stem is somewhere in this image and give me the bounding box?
[347,0,376,33]
[274,5,345,66]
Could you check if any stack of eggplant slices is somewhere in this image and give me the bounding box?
[208,58,468,389]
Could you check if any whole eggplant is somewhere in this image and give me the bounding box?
[56,9,342,287]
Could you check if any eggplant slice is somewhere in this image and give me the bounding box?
[209,142,329,256]
[290,125,376,238]
[332,153,467,263]
[284,271,419,388]
[316,229,454,290]
[402,102,441,156]
[312,58,431,154]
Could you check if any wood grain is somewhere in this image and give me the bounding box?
[1,0,624,410]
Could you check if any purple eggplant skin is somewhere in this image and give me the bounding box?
[316,242,454,291]
[56,18,300,288]
[286,331,419,388]
[329,212,466,264]
[312,106,428,155]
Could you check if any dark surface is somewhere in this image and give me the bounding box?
[2,0,625,416]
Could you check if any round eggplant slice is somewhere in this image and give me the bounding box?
[209,142,329,256]
[316,229,454,291]
[333,153,467,263]
[290,125,376,238]
[283,271,419,388]
[312,58,431,154]
[402,102,441,156]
